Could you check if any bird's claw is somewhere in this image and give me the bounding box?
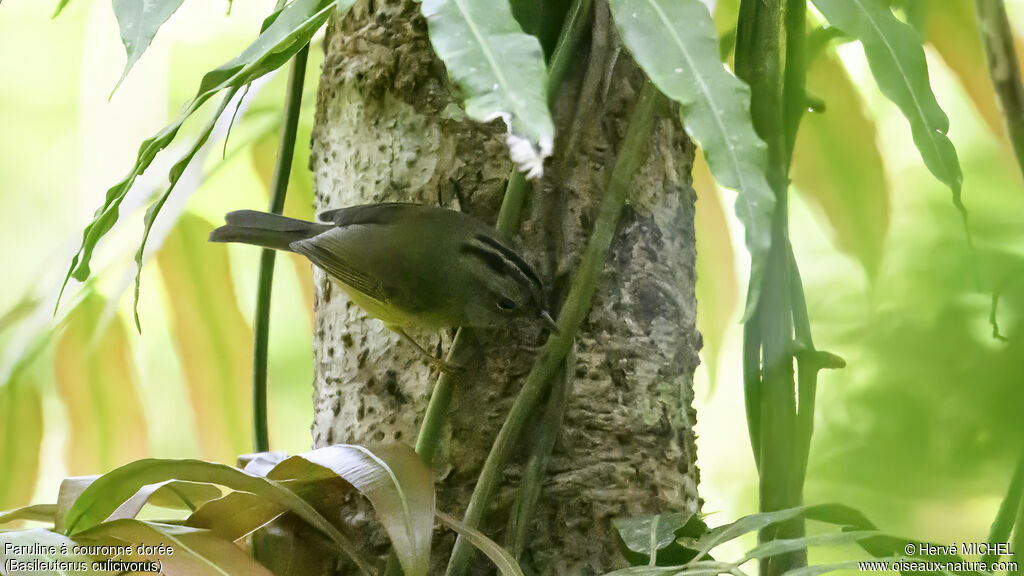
[432,357,466,374]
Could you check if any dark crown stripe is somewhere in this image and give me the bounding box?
[472,234,544,291]
[461,240,543,300]
[460,243,512,279]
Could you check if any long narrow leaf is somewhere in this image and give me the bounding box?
[55,293,148,474]
[0,505,57,527]
[608,0,775,318]
[437,510,525,576]
[186,491,286,541]
[60,0,350,299]
[109,481,222,520]
[740,531,879,563]
[421,0,555,178]
[78,519,273,575]
[792,51,889,279]
[156,213,252,462]
[273,444,435,576]
[0,377,43,511]
[55,477,98,533]
[811,0,964,212]
[111,0,186,94]
[783,557,902,576]
[613,512,696,557]
[60,459,375,574]
[51,0,72,17]
[690,507,808,560]
[0,529,91,576]
[923,1,1004,136]
[132,89,235,328]
[252,514,338,575]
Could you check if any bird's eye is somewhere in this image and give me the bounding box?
[497,297,517,311]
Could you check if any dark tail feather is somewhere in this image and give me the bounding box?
[209,210,330,252]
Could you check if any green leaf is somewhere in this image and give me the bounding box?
[109,481,223,521]
[783,558,902,576]
[608,0,775,319]
[252,514,338,576]
[421,0,554,178]
[0,529,92,575]
[186,491,285,541]
[111,0,186,95]
[156,213,252,462]
[60,458,375,574]
[186,463,351,542]
[272,445,436,576]
[791,51,889,279]
[689,506,808,560]
[145,481,223,511]
[613,512,696,557]
[437,510,525,576]
[238,451,290,475]
[740,531,879,563]
[52,0,72,18]
[55,293,148,474]
[61,0,350,296]
[132,90,235,330]
[0,505,57,527]
[0,296,41,338]
[851,534,981,576]
[811,0,964,213]
[0,377,43,511]
[685,503,872,560]
[55,476,98,533]
[232,446,435,576]
[801,503,876,530]
[77,519,273,575]
[922,1,1003,136]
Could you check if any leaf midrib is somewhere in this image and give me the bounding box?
[449,0,519,122]
[645,0,759,213]
[848,0,948,180]
[350,446,420,557]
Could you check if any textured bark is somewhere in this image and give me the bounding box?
[308,2,701,573]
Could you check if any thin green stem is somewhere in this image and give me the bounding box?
[783,0,806,168]
[975,0,1024,182]
[413,0,594,465]
[742,318,762,471]
[1015,492,1024,576]
[985,445,1024,566]
[445,81,662,576]
[737,0,811,573]
[546,0,594,110]
[252,46,309,453]
[505,352,571,558]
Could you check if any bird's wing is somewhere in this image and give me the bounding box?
[317,203,418,227]
[289,232,392,304]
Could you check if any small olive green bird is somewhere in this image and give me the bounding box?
[209,203,558,371]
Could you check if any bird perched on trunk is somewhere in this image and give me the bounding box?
[209,203,558,372]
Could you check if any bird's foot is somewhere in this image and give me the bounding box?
[431,356,466,375]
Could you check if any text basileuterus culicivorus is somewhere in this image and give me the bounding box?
[209,203,558,372]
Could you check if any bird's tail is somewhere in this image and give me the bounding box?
[209,210,330,252]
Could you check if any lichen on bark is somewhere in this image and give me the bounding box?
[307,1,702,573]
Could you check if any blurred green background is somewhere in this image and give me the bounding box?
[1,0,1023,566]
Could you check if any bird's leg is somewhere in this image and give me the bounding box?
[392,327,464,373]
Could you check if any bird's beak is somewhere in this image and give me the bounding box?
[539,310,561,335]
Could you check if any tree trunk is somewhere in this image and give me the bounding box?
[308,1,702,573]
